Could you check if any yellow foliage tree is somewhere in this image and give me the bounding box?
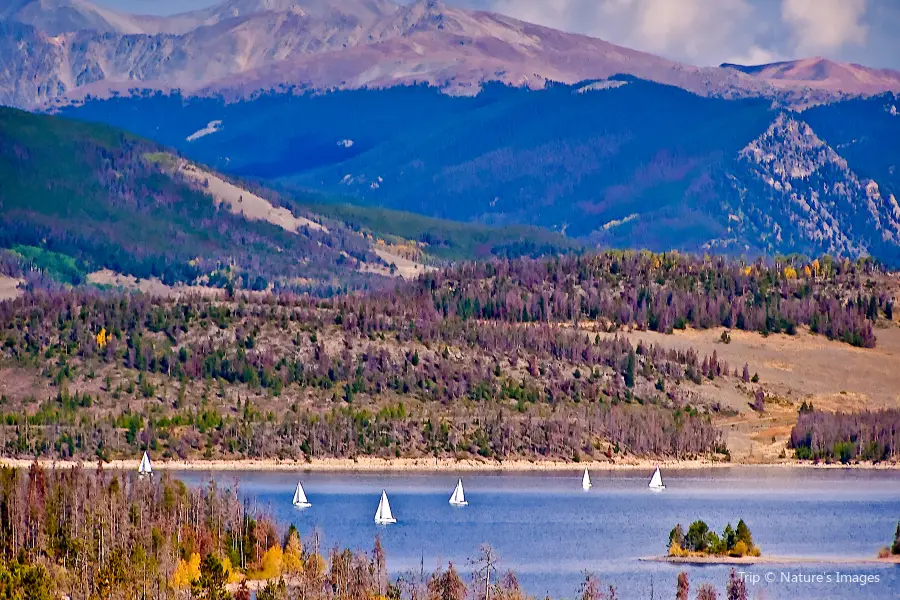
[251,546,283,580]
[803,265,812,278]
[170,553,201,589]
[283,531,303,575]
[306,553,327,579]
[220,556,243,584]
[742,266,753,276]
[812,258,821,278]
[783,266,797,279]
[96,328,109,349]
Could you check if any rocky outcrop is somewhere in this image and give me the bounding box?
[731,114,900,257]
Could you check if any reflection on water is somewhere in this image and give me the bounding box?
[174,468,900,599]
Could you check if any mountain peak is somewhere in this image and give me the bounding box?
[0,0,146,35]
[721,57,900,95]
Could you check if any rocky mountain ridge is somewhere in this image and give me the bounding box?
[58,78,900,264]
[2,0,899,109]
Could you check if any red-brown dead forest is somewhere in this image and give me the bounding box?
[0,251,892,463]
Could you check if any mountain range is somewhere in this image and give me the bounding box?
[58,79,900,263]
[3,0,900,267]
[3,0,900,110]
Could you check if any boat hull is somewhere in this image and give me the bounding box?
[375,518,397,525]
[293,501,312,508]
[449,500,468,506]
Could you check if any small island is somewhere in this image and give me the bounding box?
[667,519,761,559]
[877,520,900,559]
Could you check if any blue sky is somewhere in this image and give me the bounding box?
[94,0,900,69]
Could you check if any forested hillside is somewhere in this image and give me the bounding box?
[0,251,890,464]
[0,107,381,294]
[59,83,900,264]
[0,107,580,293]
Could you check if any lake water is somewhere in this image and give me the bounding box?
[174,468,900,600]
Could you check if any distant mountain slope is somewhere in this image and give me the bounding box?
[59,80,900,263]
[721,58,900,96]
[0,106,576,290]
[4,0,899,109]
[142,0,400,34]
[0,0,145,35]
[0,107,392,292]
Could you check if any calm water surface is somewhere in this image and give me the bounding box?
[174,468,900,600]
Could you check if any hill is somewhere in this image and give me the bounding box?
[3,0,900,109]
[0,251,895,464]
[0,107,577,292]
[0,106,387,293]
[59,81,900,264]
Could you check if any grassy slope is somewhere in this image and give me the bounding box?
[295,198,583,261]
[0,107,381,291]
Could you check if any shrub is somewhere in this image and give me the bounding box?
[730,540,749,557]
[668,541,689,557]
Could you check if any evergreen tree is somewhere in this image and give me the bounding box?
[726,569,747,600]
[722,524,736,553]
[695,583,718,600]
[685,521,710,552]
[676,572,689,600]
[428,562,467,600]
[892,521,900,555]
[191,555,229,600]
[668,524,685,551]
[624,349,636,389]
[735,520,753,548]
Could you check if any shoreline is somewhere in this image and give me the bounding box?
[0,456,898,472]
[641,555,900,566]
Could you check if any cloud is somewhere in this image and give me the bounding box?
[489,0,768,66]
[479,0,891,67]
[726,46,783,67]
[781,0,868,54]
[629,0,750,56]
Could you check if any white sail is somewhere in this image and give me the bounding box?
[293,481,311,508]
[649,465,665,490]
[582,468,592,490]
[374,490,396,524]
[138,452,152,476]
[449,479,468,506]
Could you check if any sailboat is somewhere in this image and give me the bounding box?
[292,481,312,508]
[582,468,592,490]
[138,452,153,477]
[449,479,468,506]
[648,465,665,491]
[374,490,397,524]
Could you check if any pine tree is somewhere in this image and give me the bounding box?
[892,521,900,555]
[726,569,747,600]
[735,520,753,548]
[696,583,718,600]
[191,555,229,600]
[428,562,467,600]
[676,572,689,600]
[624,349,635,389]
